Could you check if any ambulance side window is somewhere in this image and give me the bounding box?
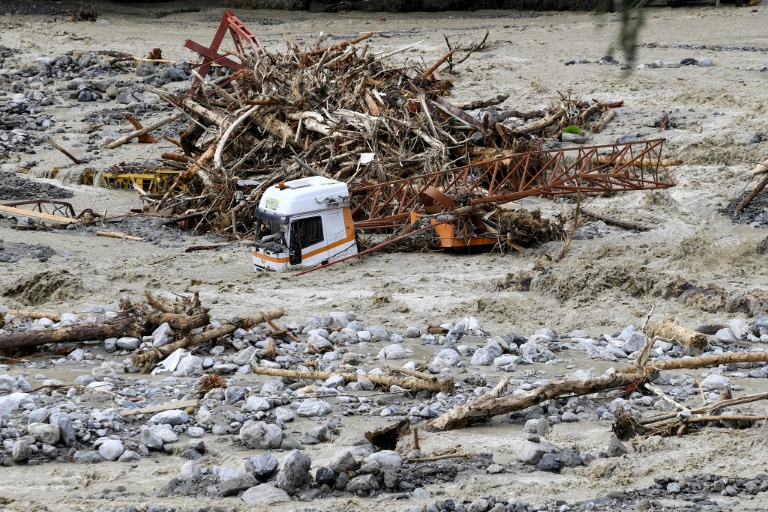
[293,216,324,248]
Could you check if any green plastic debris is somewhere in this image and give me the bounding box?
[562,125,584,136]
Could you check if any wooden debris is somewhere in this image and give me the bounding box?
[131,308,285,371]
[95,230,143,241]
[120,399,199,417]
[112,23,629,240]
[581,208,650,231]
[124,114,158,144]
[426,350,768,432]
[47,138,82,164]
[103,112,183,149]
[0,315,143,354]
[646,317,708,352]
[196,373,227,398]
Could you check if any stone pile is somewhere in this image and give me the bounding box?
[0,48,187,155]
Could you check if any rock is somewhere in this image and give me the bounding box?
[346,474,380,495]
[116,337,141,350]
[513,439,556,465]
[560,448,584,467]
[98,439,125,461]
[561,411,579,423]
[0,392,35,416]
[27,422,60,445]
[240,421,283,449]
[180,461,201,481]
[468,498,490,512]
[174,355,203,376]
[274,407,295,422]
[486,463,505,474]
[329,449,360,473]
[701,373,729,391]
[365,450,403,470]
[315,466,336,486]
[51,413,75,447]
[12,439,32,462]
[243,396,272,412]
[715,328,739,343]
[537,453,562,473]
[219,473,257,497]
[522,417,550,436]
[118,450,141,463]
[246,452,280,480]
[241,483,291,504]
[74,450,105,464]
[430,348,461,371]
[140,426,165,449]
[607,436,628,457]
[368,325,390,341]
[148,410,189,426]
[378,344,407,359]
[622,332,645,353]
[561,132,586,144]
[135,62,156,77]
[276,449,312,495]
[296,399,332,417]
[151,322,173,347]
[697,57,713,67]
[77,88,94,102]
[681,57,697,66]
[233,346,257,366]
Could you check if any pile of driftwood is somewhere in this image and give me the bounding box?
[110,27,623,241]
[0,292,285,372]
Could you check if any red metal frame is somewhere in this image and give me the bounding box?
[185,10,266,92]
[350,138,674,230]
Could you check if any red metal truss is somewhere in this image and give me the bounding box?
[350,138,674,230]
[185,10,266,92]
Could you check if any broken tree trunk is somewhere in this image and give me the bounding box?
[424,372,641,432]
[131,308,284,370]
[0,315,143,353]
[623,351,768,372]
[580,208,650,231]
[251,366,454,392]
[103,112,184,149]
[646,317,708,351]
[142,310,211,331]
[738,174,768,211]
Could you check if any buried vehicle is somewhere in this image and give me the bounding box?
[252,139,677,271]
[252,176,358,271]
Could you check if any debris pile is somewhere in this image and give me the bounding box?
[135,17,629,244]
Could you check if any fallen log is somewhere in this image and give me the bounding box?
[738,174,768,211]
[103,112,184,149]
[646,317,708,351]
[0,315,143,353]
[3,309,65,321]
[131,308,284,371]
[120,399,198,417]
[580,208,650,231]
[47,138,81,164]
[142,310,210,331]
[252,366,454,392]
[591,109,616,133]
[625,351,768,372]
[95,230,143,241]
[424,372,641,432]
[124,114,158,144]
